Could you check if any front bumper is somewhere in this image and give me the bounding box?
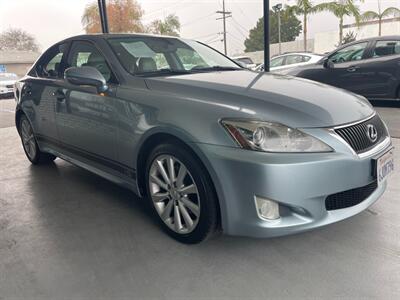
[0,87,14,97]
[196,128,391,238]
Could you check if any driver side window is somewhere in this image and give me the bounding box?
[329,42,368,63]
[67,41,116,83]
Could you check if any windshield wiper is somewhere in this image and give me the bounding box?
[136,69,192,77]
[190,66,242,72]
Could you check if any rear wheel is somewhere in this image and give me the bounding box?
[145,142,219,244]
[19,115,56,164]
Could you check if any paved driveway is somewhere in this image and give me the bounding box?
[0,98,399,299]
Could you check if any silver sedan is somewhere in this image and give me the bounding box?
[15,34,394,243]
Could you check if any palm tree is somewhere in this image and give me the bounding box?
[361,0,400,36]
[316,0,362,46]
[287,0,319,51]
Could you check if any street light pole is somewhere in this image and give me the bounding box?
[263,0,270,72]
[273,3,283,55]
[98,0,109,33]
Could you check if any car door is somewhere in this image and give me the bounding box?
[55,40,120,168]
[323,41,371,95]
[21,43,69,145]
[359,39,400,100]
[270,56,286,71]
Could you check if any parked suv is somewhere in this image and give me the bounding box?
[15,34,393,243]
[285,36,400,102]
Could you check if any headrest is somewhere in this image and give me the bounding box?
[138,57,157,73]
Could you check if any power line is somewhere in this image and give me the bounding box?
[230,0,254,26]
[231,17,249,35]
[181,13,216,27]
[193,32,220,40]
[230,19,248,39]
[227,32,243,44]
[143,0,185,17]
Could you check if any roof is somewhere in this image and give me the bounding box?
[0,51,41,64]
[61,33,182,42]
[273,52,323,57]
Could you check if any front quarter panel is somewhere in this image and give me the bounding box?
[114,82,239,170]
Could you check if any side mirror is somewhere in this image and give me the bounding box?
[64,66,108,93]
[323,58,334,69]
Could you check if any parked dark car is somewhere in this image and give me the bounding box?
[284,36,400,102]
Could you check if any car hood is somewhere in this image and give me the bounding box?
[0,80,16,86]
[144,70,374,128]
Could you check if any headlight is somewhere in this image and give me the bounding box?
[221,119,333,153]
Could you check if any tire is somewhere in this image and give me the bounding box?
[19,115,56,164]
[144,142,219,244]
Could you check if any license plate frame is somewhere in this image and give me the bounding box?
[372,148,394,185]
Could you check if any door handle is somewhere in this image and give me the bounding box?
[346,66,359,72]
[52,89,65,101]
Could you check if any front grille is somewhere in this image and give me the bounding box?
[325,181,378,211]
[335,115,387,153]
[6,84,13,88]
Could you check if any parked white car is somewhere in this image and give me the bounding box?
[231,56,257,69]
[0,72,18,98]
[256,53,324,73]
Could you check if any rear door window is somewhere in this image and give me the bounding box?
[270,57,284,67]
[373,40,400,57]
[37,43,68,79]
[285,55,303,65]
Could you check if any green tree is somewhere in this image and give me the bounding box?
[361,0,400,36]
[149,14,181,37]
[287,0,319,51]
[339,31,357,46]
[0,28,39,52]
[82,0,145,33]
[244,8,302,52]
[316,0,362,45]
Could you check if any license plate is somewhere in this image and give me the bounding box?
[376,149,394,185]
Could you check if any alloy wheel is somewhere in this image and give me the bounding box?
[20,119,37,160]
[149,154,200,234]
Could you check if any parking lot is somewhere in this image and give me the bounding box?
[0,97,399,299]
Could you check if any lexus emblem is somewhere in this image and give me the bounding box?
[366,124,378,143]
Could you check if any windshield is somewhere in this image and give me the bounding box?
[107,36,240,76]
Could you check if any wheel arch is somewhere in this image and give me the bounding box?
[15,108,25,135]
[135,129,227,231]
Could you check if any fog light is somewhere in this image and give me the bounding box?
[254,196,280,220]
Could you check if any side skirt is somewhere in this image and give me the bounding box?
[36,135,140,195]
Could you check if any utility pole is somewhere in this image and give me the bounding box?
[216,0,232,55]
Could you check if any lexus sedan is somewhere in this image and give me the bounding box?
[15,34,394,243]
[284,36,400,102]
[255,52,323,72]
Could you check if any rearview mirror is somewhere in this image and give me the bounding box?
[64,66,108,93]
[323,58,334,69]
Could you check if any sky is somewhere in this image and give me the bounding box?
[0,0,399,55]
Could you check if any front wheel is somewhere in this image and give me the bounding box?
[145,143,219,244]
[19,115,56,164]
